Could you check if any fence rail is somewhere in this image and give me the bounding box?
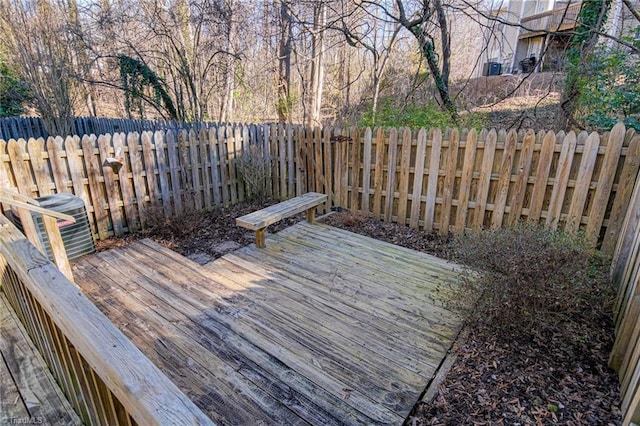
[0,215,214,425]
[0,123,637,255]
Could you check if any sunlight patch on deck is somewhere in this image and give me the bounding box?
[72,221,469,425]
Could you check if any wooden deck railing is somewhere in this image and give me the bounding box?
[520,2,582,37]
[0,215,214,425]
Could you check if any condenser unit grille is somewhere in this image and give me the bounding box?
[13,194,95,261]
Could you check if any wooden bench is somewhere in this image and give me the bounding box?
[236,192,327,248]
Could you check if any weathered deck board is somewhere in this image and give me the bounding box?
[0,294,82,425]
[72,221,470,425]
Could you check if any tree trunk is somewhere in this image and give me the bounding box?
[277,1,293,123]
[220,2,236,123]
[307,2,326,127]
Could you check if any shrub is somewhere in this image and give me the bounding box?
[576,48,640,131]
[359,98,487,130]
[451,223,614,338]
[235,143,271,200]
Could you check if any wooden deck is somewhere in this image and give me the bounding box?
[71,221,468,425]
[0,294,82,425]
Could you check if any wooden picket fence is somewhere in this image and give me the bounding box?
[0,122,638,256]
[610,161,640,425]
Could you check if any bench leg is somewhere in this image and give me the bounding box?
[256,228,266,248]
[306,207,316,224]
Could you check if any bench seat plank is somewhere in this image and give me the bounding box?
[236,192,327,231]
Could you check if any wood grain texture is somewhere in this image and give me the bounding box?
[455,129,477,233]
[82,135,109,240]
[490,130,517,229]
[361,128,373,214]
[113,133,139,232]
[507,129,535,225]
[409,129,427,229]
[565,132,600,233]
[424,129,443,232]
[72,221,470,425]
[384,129,398,222]
[0,217,215,426]
[236,192,327,230]
[527,131,556,223]
[0,294,82,425]
[372,128,386,220]
[472,130,497,232]
[546,132,578,230]
[440,129,459,235]
[97,134,124,236]
[397,129,412,226]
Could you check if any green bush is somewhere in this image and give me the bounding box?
[359,99,487,130]
[451,223,614,338]
[0,59,29,117]
[576,47,640,131]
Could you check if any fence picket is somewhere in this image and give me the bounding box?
[586,122,626,242]
[547,132,578,230]
[603,136,640,255]
[410,129,427,229]
[339,130,349,209]
[397,129,411,225]
[384,129,399,222]
[226,126,238,204]
[424,129,443,232]
[440,129,460,235]
[154,131,172,217]
[372,128,386,220]
[112,133,138,232]
[0,142,13,211]
[279,125,287,199]
[455,129,478,233]
[27,138,53,197]
[565,132,600,233]
[490,130,518,229]
[8,139,33,198]
[47,137,69,194]
[361,128,373,214]
[322,127,332,208]
[128,132,148,228]
[188,130,202,210]
[166,131,183,215]
[294,126,303,197]
[199,128,212,208]
[507,129,536,225]
[314,127,323,200]
[97,134,124,236]
[82,135,109,239]
[287,126,295,198]
[528,131,556,222]
[236,126,246,202]
[208,128,222,206]
[349,129,360,211]
[64,137,95,236]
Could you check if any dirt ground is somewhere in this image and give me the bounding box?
[96,201,621,425]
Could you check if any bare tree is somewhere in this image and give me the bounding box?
[0,0,83,135]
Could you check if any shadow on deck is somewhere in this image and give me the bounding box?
[72,221,468,425]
